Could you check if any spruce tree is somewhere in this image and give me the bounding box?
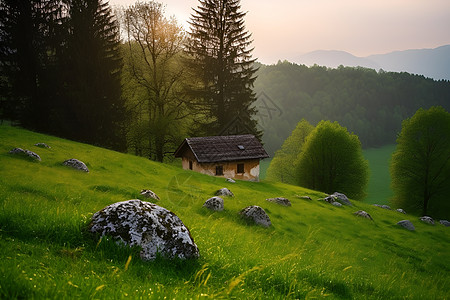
[184,0,260,137]
[62,0,125,150]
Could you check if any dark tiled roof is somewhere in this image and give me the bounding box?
[174,135,269,163]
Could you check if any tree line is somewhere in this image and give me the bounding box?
[254,61,450,155]
[0,0,260,160]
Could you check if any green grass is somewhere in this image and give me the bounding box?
[0,125,449,299]
[363,145,396,205]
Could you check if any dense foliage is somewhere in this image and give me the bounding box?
[296,121,369,200]
[0,0,125,150]
[254,61,450,155]
[266,119,313,184]
[184,0,260,137]
[390,106,450,218]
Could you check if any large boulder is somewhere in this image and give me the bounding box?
[266,197,291,207]
[240,206,271,228]
[203,196,224,211]
[397,220,415,231]
[420,216,435,225]
[215,188,234,197]
[354,210,373,220]
[140,189,160,201]
[90,200,199,260]
[63,158,89,172]
[331,192,353,206]
[9,147,41,161]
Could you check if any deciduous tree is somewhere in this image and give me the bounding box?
[296,120,368,199]
[390,106,450,218]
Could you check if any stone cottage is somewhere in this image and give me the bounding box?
[174,135,269,181]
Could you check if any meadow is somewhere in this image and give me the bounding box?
[1,125,449,299]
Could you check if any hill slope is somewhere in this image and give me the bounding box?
[0,125,449,299]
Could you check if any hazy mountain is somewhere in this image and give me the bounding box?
[295,45,450,80]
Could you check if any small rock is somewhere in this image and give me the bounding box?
[63,158,89,172]
[396,208,406,214]
[373,204,391,210]
[420,216,435,225]
[215,188,234,197]
[140,189,160,201]
[297,195,312,200]
[331,201,343,207]
[354,210,373,220]
[203,197,224,211]
[397,220,415,231]
[226,178,236,183]
[34,143,50,148]
[240,206,271,228]
[331,192,353,206]
[323,196,336,204]
[266,197,291,207]
[90,200,199,260]
[9,147,41,161]
[439,220,450,227]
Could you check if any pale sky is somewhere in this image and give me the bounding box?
[109,0,450,64]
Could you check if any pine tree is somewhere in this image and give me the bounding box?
[184,0,260,137]
[62,0,125,150]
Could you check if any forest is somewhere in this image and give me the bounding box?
[253,62,450,155]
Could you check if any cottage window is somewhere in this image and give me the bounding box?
[215,165,223,176]
[237,163,244,174]
[189,160,193,170]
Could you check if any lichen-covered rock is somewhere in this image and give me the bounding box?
[397,220,415,231]
[420,216,435,225]
[354,210,373,220]
[215,188,234,197]
[34,143,50,148]
[266,197,291,207]
[439,220,450,227]
[203,197,224,211]
[396,208,406,214]
[90,200,199,260]
[63,158,89,172]
[240,206,271,228]
[140,189,160,201]
[331,192,353,206]
[226,178,236,183]
[9,147,41,161]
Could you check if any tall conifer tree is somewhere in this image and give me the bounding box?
[184,0,260,137]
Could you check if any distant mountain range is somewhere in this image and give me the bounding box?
[294,45,450,81]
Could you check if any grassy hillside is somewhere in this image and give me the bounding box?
[1,125,449,299]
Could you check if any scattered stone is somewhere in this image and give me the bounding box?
[34,143,50,148]
[331,201,343,207]
[420,216,435,225]
[266,197,291,207]
[396,208,406,214]
[226,178,236,183]
[397,220,415,231]
[323,196,336,204]
[63,158,89,172]
[331,192,353,206]
[203,197,224,211]
[240,206,271,228]
[297,195,312,200]
[9,147,41,161]
[215,188,234,197]
[354,210,373,220]
[140,189,160,201]
[439,220,450,227]
[373,204,392,210]
[90,199,199,260]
